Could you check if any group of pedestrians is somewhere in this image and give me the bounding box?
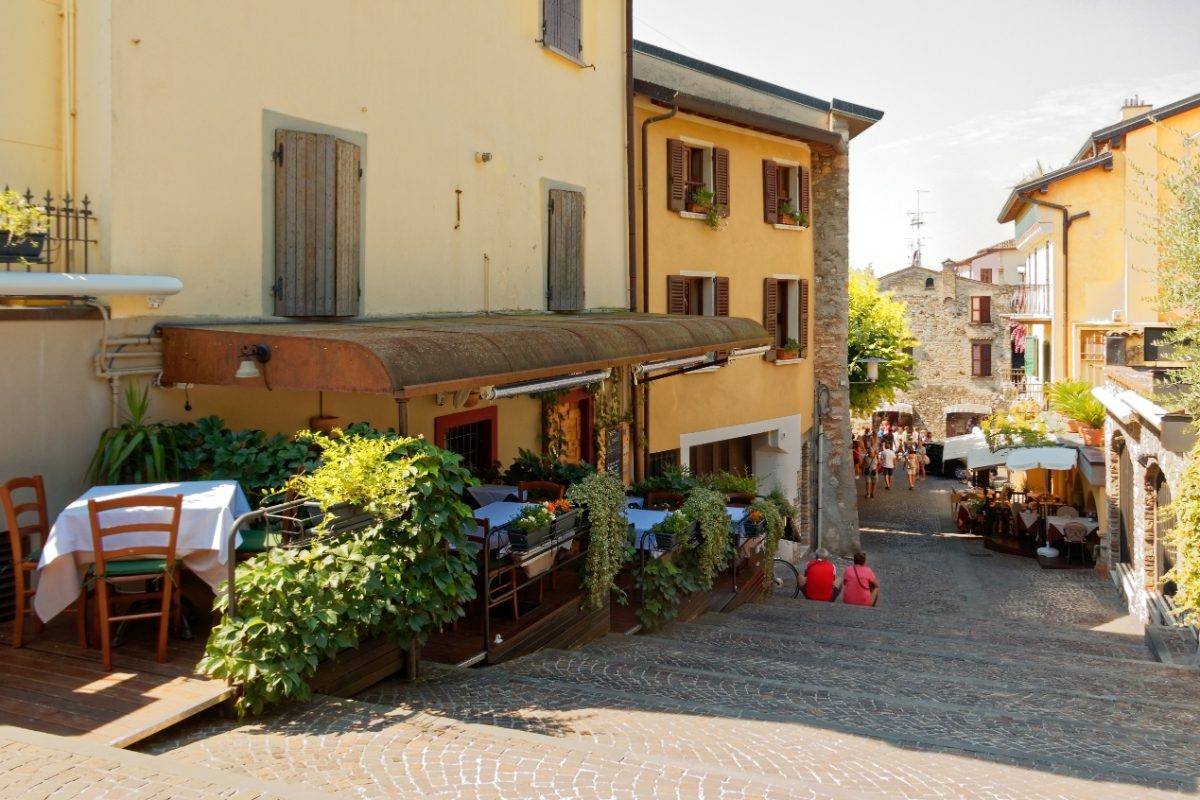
[851,422,931,498]
[799,548,880,606]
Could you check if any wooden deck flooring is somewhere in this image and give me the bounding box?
[0,615,233,749]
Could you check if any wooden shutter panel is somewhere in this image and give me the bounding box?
[334,138,361,317]
[763,160,779,224]
[799,166,811,215]
[981,295,991,323]
[667,140,686,211]
[547,189,585,311]
[763,278,778,342]
[798,278,810,352]
[544,0,581,56]
[275,129,337,317]
[715,277,729,316]
[667,275,687,314]
[713,148,730,217]
[982,343,992,376]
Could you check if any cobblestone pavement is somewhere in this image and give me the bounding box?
[19,473,1197,798]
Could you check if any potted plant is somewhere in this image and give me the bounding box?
[775,337,802,361]
[506,503,556,550]
[0,189,50,261]
[777,201,808,227]
[649,510,690,551]
[686,186,723,230]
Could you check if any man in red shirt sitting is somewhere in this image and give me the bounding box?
[801,548,841,602]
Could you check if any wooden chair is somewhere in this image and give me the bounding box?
[645,490,685,511]
[517,481,564,503]
[87,494,183,671]
[2,475,87,649]
[724,492,757,508]
[474,519,520,621]
[1062,521,1090,563]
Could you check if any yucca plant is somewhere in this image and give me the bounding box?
[87,381,179,484]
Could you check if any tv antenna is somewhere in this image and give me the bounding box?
[906,190,934,267]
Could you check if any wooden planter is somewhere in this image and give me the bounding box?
[308,635,418,697]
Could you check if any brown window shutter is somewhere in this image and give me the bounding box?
[763,278,778,341]
[275,129,337,317]
[982,343,992,376]
[799,278,810,352]
[667,139,685,212]
[333,138,361,317]
[713,148,730,217]
[981,295,991,323]
[667,275,687,314]
[762,160,779,224]
[715,276,730,316]
[799,166,811,215]
[547,189,585,311]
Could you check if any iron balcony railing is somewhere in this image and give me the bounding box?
[1,187,98,274]
[1010,283,1051,316]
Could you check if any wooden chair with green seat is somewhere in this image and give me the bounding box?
[2,475,87,648]
[516,480,564,503]
[87,493,183,671]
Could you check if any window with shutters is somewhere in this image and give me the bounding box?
[970,295,991,324]
[541,0,583,62]
[273,129,361,317]
[979,268,993,284]
[763,277,809,355]
[547,188,584,311]
[971,342,993,377]
[667,274,729,317]
[667,139,729,219]
[762,160,810,227]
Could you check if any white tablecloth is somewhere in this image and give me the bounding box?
[467,484,518,507]
[1046,516,1099,540]
[623,506,749,551]
[469,501,537,550]
[34,481,251,622]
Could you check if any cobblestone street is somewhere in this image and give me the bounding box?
[8,473,1199,799]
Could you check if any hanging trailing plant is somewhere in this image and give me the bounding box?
[749,498,785,578]
[566,471,630,611]
[683,487,731,589]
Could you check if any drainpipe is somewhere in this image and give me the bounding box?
[634,102,678,483]
[624,0,636,314]
[62,0,77,198]
[1017,193,1089,380]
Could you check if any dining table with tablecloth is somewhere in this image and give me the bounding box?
[1045,515,1100,542]
[33,480,251,622]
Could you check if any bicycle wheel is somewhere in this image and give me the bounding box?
[771,558,800,599]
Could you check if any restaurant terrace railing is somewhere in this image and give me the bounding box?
[1010,283,1051,316]
[1,187,99,273]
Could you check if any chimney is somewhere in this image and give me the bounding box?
[940,260,956,301]
[1121,95,1152,121]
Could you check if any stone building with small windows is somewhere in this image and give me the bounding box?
[877,261,1017,441]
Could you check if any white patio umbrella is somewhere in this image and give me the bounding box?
[1004,447,1078,557]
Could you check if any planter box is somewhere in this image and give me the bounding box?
[0,231,47,262]
[507,523,552,551]
[308,635,416,697]
[742,519,766,539]
[551,509,578,537]
[512,548,555,579]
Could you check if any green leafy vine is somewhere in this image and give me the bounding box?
[566,471,630,611]
[683,487,731,589]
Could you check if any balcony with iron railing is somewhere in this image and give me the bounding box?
[1,188,98,274]
[1008,368,1044,404]
[1010,283,1051,317]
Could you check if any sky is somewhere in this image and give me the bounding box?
[632,0,1200,275]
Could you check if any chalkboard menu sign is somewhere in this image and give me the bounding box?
[605,426,624,478]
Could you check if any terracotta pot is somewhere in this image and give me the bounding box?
[686,202,707,214]
[775,347,800,361]
[1065,419,1081,433]
[1078,425,1104,447]
[309,415,342,433]
[779,213,798,226]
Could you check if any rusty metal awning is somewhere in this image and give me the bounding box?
[159,312,770,399]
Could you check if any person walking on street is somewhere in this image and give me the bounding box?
[862,446,878,499]
[916,441,928,480]
[880,443,896,490]
[842,551,880,607]
[905,447,919,490]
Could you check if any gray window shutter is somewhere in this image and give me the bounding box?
[667,139,686,211]
[547,189,585,311]
[763,160,778,224]
[543,0,581,56]
[274,129,359,317]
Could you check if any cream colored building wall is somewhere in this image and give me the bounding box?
[0,0,62,192]
[72,0,627,319]
[633,102,815,485]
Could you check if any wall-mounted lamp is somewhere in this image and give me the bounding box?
[858,356,887,383]
[235,344,271,379]
[475,152,493,163]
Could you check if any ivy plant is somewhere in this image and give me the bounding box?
[748,498,786,579]
[566,471,630,611]
[199,429,479,715]
[634,550,702,632]
[683,487,731,589]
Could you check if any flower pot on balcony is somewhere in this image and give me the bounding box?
[1078,425,1104,447]
[0,231,46,262]
[774,347,800,361]
[1065,419,1081,433]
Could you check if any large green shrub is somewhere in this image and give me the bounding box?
[171,416,318,506]
[199,430,478,715]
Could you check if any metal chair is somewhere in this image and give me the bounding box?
[516,481,564,503]
[87,494,182,671]
[645,490,685,511]
[1062,521,1090,563]
[474,518,520,621]
[2,475,87,649]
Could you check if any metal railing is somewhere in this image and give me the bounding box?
[2,187,98,273]
[1010,283,1051,316]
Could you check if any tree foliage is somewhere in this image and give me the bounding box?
[848,269,917,414]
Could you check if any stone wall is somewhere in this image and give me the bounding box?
[878,264,1017,440]
[811,150,859,555]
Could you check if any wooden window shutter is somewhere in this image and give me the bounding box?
[275,129,336,317]
[762,160,779,224]
[547,189,585,311]
[982,343,992,376]
[667,140,686,211]
[543,0,581,57]
[763,278,778,341]
[334,139,361,317]
[715,277,730,316]
[981,295,991,323]
[799,166,811,215]
[713,148,730,217]
[798,278,810,352]
[667,275,687,314]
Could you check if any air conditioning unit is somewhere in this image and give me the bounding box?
[1111,309,1125,323]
